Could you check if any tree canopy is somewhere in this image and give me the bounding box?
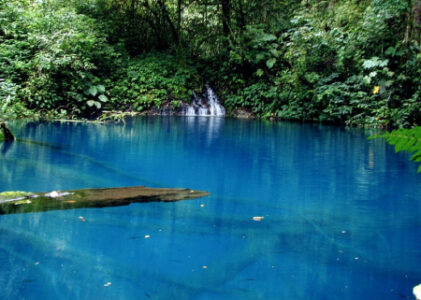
[0,0,420,127]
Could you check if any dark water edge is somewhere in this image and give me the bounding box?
[0,117,420,299]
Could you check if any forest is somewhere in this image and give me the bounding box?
[2,2,421,298]
[0,0,420,129]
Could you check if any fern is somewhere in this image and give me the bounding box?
[371,127,421,172]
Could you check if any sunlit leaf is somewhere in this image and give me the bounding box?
[88,86,98,97]
[98,95,108,102]
[266,58,276,69]
[87,100,101,109]
[97,85,105,93]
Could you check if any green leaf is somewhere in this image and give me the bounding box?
[369,71,377,78]
[88,86,98,97]
[362,57,389,69]
[87,100,101,109]
[270,49,279,57]
[98,95,108,102]
[256,69,264,77]
[266,58,276,69]
[385,47,396,56]
[259,33,277,42]
[363,75,372,84]
[97,85,105,93]
[255,53,265,62]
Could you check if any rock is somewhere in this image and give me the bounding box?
[0,186,209,215]
[232,108,255,119]
[0,123,15,142]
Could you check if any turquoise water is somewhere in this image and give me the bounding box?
[0,117,420,299]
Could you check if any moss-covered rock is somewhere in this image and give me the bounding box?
[0,186,209,215]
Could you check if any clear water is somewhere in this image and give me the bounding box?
[0,117,420,300]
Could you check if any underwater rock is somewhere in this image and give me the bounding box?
[0,122,15,142]
[414,284,421,300]
[0,186,209,215]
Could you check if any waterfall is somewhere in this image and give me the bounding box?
[183,83,226,116]
[159,83,225,117]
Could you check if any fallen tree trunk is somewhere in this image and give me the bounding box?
[0,186,209,215]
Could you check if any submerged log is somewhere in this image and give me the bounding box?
[0,122,15,142]
[0,186,209,215]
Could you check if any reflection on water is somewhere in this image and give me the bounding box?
[184,116,224,144]
[1,141,13,156]
[0,117,421,299]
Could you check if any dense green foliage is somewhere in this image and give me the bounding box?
[216,0,421,127]
[108,53,201,111]
[0,0,118,117]
[1,0,420,127]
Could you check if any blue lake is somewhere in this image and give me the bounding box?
[0,117,420,299]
